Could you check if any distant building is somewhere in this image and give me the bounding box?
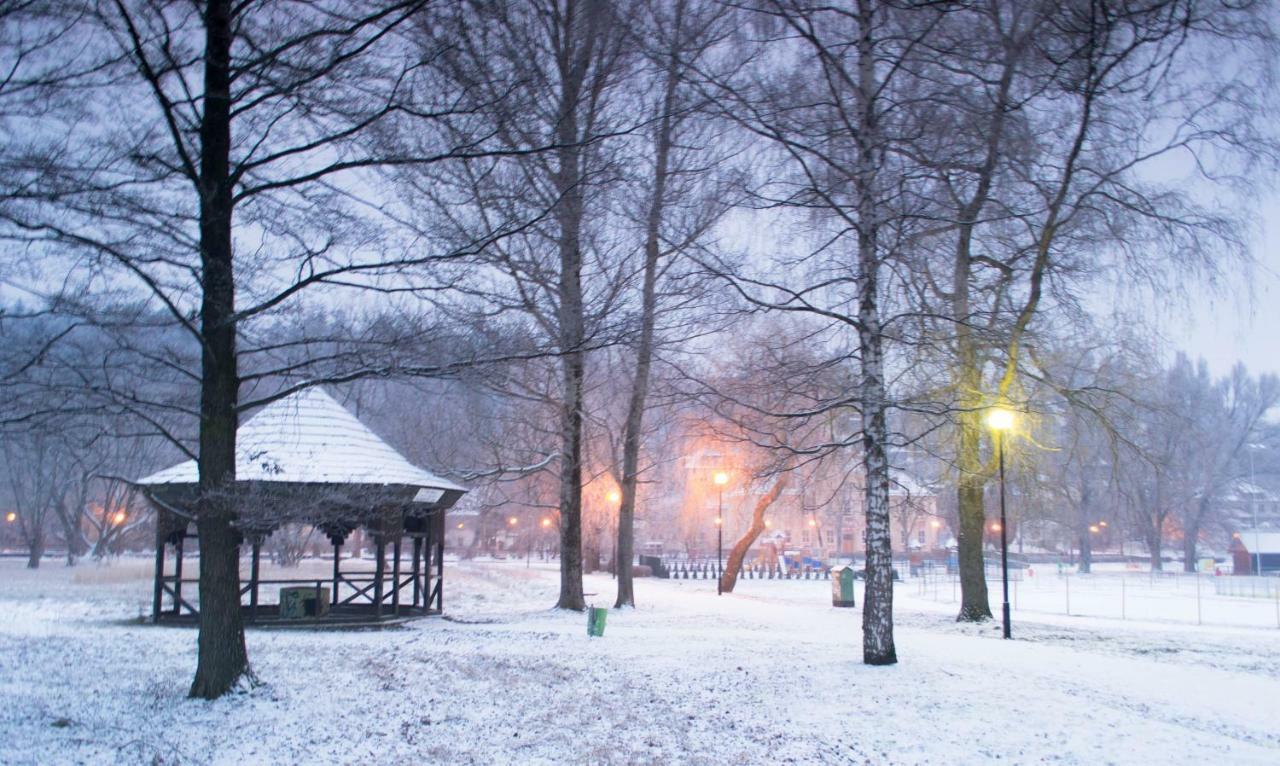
[1231,530,1280,575]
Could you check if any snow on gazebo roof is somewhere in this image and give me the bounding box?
[137,387,465,494]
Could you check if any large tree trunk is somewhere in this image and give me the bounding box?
[719,473,788,594]
[954,406,991,621]
[615,12,681,608]
[856,0,894,666]
[189,0,250,700]
[552,6,599,611]
[946,29,1015,624]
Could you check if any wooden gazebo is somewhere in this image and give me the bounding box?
[137,387,466,626]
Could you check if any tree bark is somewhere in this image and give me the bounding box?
[856,0,894,666]
[719,473,788,594]
[955,406,992,621]
[552,0,603,612]
[615,3,682,608]
[1078,481,1092,574]
[189,0,250,700]
[25,527,43,569]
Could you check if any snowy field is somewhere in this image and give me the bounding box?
[3,558,1280,765]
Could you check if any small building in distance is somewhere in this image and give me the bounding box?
[1231,530,1280,575]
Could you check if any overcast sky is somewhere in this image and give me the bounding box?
[1166,192,1280,379]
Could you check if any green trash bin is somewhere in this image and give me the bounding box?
[831,565,856,608]
[587,606,608,637]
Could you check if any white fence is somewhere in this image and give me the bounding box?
[911,569,1280,629]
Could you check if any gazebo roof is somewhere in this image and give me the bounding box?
[137,387,465,494]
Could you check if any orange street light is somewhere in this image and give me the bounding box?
[113,511,127,525]
[541,517,552,529]
[713,471,729,486]
[990,522,1002,532]
[1098,521,1108,528]
[807,518,817,528]
[607,490,620,504]
[508,516,518,527]
[930,519,941,528]
[4,512,15,523]
[456,522,465,529]
[1088,524,1100,534]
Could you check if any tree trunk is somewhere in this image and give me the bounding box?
[1148,519,1164,571]
[25,527,44,569]
[1078,482,1092,574]
[615,10,682,608]
[946,30,1014,624]
[955,407,992,620]
[189,0,250,700]
[1078,526,1092,574]
[719,473,788,594]
[1182,525,1198,573]
[856,0,894,666]
[551,7,599,612]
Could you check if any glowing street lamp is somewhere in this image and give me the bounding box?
[4,512,15,523]
[540,517,552,529]
[113,511,127,525]
[714,472,729,594]
[987,405,1015,640]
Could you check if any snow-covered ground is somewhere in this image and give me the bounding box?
[3,557,1279,765]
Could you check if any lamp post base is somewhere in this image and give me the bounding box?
[1002,601,1012,639]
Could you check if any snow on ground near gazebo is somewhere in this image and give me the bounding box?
[2,559,1279,765]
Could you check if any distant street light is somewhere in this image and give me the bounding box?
[714,472,729,594]
[986,406,1015,640]
[4,512,15,523]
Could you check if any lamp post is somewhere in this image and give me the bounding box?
[714,471,729,594]
[987,406,1015,639]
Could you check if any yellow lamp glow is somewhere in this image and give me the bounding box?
[607,491,621,504]
[508,516,518,526]
[713,471,729,486]
[113,511,127,525]
[986,407,1016,432]
[541,518,552,528]
[4,512,15,523]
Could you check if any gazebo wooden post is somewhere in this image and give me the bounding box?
[172,532,185,616]
[391,535,402,616]
[427,520,437,614]
[373,534,386,619]
[152,524,165,624]
[332,540,341,607]
[411,535,423,609]
[249,537,262,622]
[435,512,445,612]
